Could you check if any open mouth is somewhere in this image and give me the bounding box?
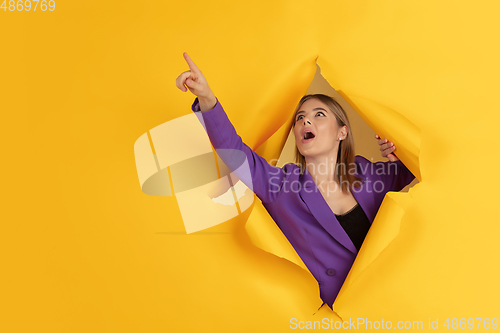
[302,130,315,143]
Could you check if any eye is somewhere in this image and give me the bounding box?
[295,111,325,122]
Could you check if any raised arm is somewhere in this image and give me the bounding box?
[176,53,289,203]
[372,134,416,191]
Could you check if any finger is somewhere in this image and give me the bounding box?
[379,141,394,151]
[377,137,388,146]
[381,145,396,157]
[185,77,204,92]
[176,71,192,92]
[175,76,187,92]
[375,134,380,139]
[183,52,201,74]
[387,153,399,162]
[382,147,396,158]
[384,144,396,153]
[176,73,189,92]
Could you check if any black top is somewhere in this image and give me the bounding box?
[334,203,371,252]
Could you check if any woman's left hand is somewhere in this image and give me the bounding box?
[375,134,399,162]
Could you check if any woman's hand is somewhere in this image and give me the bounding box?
[176,52,217,111]
[375,134,399,162]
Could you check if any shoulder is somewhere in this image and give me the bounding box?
[272,162,302,180]
[355,155,371,165]
[354,155,372,172]
[352,155,371,179]
[283,162,300,175]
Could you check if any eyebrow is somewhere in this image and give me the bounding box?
[295,107,328,118]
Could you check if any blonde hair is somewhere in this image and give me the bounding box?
[292,94,363,192]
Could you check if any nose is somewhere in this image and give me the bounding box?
[303,118,311,125]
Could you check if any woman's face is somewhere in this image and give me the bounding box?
[293,98,345,159]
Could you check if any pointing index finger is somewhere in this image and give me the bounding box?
[183,52,200,73]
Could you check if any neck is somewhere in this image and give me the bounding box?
[305,149,340,188]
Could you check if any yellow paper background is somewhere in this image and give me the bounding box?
[2,0,500,332]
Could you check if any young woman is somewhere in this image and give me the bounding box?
[176,52,415,309]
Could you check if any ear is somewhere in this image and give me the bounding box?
[341,125,348,139]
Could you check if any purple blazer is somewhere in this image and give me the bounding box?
[192,98,415,309]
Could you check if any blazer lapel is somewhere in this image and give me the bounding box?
[299,167,358,254]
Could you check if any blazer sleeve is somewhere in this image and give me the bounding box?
[357,155,416,193]
[377,158,416,192]
[192,98,288,204]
